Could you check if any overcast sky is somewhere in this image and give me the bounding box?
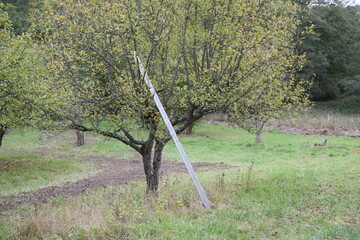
[320,0,360,5]
[346,0,360,5]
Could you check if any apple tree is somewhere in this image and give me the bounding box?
[0,3,45,148]
[34,0,307,191]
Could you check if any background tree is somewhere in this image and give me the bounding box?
[1,0,85,146]
[1,0,33,35]
[227,0,311,144]
[228,44,309,144]
[229,81,308,144]
[0,3,45,148]
[34,0,307,192]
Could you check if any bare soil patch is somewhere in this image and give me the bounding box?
[0,155,230,213]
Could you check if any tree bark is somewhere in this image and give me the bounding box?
[255,131,262,144]
[184,123,194,135]
[141,140,164,192]
[254,119,265,144]
[0,128,6,148]
[76,130,85,146]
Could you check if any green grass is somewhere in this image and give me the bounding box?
[0,129,121,196]
[165,124,359,165]
[0,153,95,196]
[0,123,359,239]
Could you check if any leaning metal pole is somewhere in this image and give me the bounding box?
[134,52,211,209]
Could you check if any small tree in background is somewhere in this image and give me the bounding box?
[33,0,308,192]
[228,52,309,144]
[229,80,309,144]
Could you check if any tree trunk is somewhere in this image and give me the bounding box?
[141,141,164,192]
[255,131,262,144]
[76,130,85,146]
[184,123,194,135]
[0,128,6,148]
[254,119,265,144]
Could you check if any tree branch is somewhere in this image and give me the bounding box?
[70,123,143,153]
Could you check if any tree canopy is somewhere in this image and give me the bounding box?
[0,3,45,147]
[33,0,308,192]
[1,0,33,35]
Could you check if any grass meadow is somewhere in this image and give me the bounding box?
[0,100,359,239]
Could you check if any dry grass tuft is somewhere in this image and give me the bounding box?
[5,190,128,239]
[273,113,360,130]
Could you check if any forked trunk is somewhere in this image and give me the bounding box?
[142,141,164,192]
[76,130,85,146]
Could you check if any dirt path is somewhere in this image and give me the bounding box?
[0,156,230,213]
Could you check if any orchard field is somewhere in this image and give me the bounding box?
[0,100,359,239]
[1,0,360,239]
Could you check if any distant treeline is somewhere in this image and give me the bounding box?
[294,0,360,100]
